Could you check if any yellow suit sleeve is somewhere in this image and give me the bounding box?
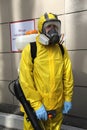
[19,44,42,111]
[63,47,74,102]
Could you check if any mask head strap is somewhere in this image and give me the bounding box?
[44,13,49,20]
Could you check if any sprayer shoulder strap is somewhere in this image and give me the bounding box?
[30,42,37,63]
[59,44,64,56]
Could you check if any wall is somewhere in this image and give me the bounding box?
[0,0,87,127]
[65,0,87,119]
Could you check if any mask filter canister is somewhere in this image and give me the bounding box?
[39,34,50,45]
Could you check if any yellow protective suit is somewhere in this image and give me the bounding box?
[19,37,73,130]
[19,13,73,130]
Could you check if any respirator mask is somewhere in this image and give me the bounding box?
[39,20,61,45]
[46,28,60,44]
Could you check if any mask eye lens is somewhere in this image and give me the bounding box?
[54,25,58,31]
[48,24,57,28]
[46,25,51,29]
[45,25,58,33]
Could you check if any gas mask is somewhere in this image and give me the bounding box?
[39,28,61,45]
[46,28,60,44]
[39,21,61,45]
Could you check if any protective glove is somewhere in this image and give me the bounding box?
[63,101,72,114]
[35,105,47,120]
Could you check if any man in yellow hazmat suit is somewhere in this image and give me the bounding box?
[19,13,74,130]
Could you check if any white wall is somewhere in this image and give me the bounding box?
[65,0,87,119]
